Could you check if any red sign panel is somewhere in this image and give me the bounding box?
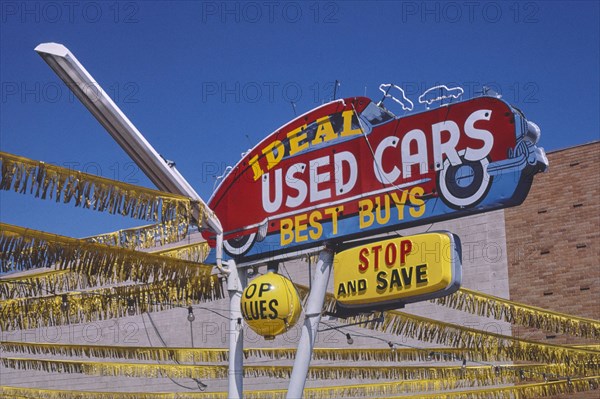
[205,96,547,264]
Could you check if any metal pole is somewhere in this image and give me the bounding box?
[226,261,246,399]
[286,248,334,399]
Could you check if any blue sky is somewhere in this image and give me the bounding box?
[1,1,599,237]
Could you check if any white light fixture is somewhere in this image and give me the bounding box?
[187,306,195,322]
[60,294,69,312]
[127,299,136,316]
[345,333,353,345]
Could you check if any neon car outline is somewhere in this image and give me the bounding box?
[418,85,465,106]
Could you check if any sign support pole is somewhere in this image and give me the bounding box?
[286,248,334,399]
[226,261,246,399]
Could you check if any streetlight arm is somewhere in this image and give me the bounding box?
[35,42,227,273]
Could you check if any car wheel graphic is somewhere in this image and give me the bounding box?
[223,232,257,257]
[437,157,492,209]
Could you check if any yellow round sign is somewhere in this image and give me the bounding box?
[241,272,301,340]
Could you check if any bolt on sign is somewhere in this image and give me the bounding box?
[203,94,548,265]
[333,232,461,310]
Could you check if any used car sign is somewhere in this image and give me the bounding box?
[204,95,548,264]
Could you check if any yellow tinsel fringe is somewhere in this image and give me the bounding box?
[152,242,210,263]
[0,376,530,399]
[295,285,600,365]
[239,376,600,399]
[0,224,219,329]
[0,151,196,225]
[84,222,191,251]
[0,222,213,278]
[435,287,600,339]
[247,347,468,363]
[1,357,595,382]
[0,269,73,299]
[571,344,600,351]
[5,341,595,373]
[0,276,223,330]
[0,242,211,300]
[1,377,599,399]
[0,342,471,364]
[381,376,600,399]
[1,357,598,385]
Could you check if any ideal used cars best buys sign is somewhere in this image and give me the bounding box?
[205,96,547,264]
[333,232,462,310]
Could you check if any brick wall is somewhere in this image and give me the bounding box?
[505,142,600,397]
[505,141,600,342]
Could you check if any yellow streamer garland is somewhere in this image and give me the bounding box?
[0,242,211,300]
[381,376,600,399]
[435,287,600,339]
[152,242,210,263]
[0,224,219,329]
[572,344,600,351]
[2,357,591,382]
[0,151,196,226]
[1,269,73,299]
[0,276,223,330]
[1,377,599,399]
[0,342,470,364]
[1,377,600,399]
[0,222,212,278]
[8,341,595,373]
[248,347,466,363]
[295,285,600,365]
[84,222,191,251]
[0,377,523,399]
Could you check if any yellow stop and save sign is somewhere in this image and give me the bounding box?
[333,232,461,309]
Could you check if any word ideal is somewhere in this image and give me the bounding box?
[240,272,301,339]
[334,232,462,310]
[252,110,360,182]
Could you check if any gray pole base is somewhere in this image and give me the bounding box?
[227,262,246,399]
[286,249,334,399]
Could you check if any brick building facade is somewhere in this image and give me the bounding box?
[506,141,600,345]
